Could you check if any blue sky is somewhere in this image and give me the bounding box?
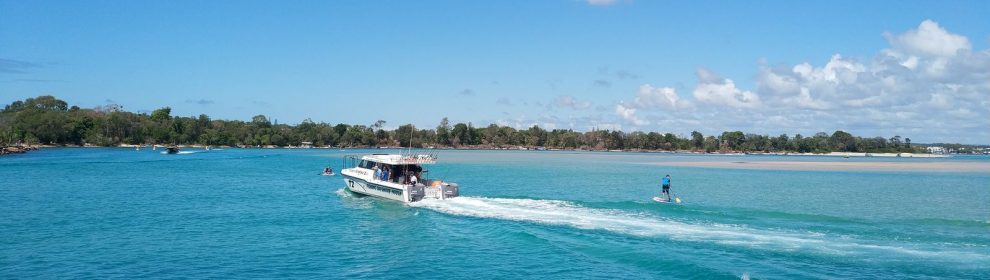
[2,0,989,143]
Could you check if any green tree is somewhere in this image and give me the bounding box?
[436,117,451,146]
[373,120,388,145]
[829,130,857,152]
[703,136,718,153]
[720,131,745,151]
[691,131,704,150]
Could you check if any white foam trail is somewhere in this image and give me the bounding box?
[411,197,989,263]
[159,151,197,154]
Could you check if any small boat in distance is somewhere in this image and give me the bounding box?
[165,146,180,154]
[321,166,335,176]
[341,153,459,203]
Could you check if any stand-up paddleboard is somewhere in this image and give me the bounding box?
[653,196,682,204]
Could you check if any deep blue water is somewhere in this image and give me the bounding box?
[2,148,988,279]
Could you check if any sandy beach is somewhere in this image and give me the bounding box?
[648,160,990,173]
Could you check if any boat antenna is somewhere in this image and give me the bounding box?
[404,123,414,157]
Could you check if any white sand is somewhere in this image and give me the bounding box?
[648,161,990,172]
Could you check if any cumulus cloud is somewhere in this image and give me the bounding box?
[613,84,693,124]
[883,20,971,57]
[633,84,692,109]
[749,19,989,142]
[692,69,761,109]
[602,20,988,143]
[553,95,592,110]
[615,102,648,126]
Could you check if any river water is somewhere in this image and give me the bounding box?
[2,148,988,279]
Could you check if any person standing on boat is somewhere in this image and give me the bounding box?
[373,165,381,181]
[382,168,390,182]
[410,173,418,186]
[661,175,671,200]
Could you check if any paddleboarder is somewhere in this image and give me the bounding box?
[662,174,671,200]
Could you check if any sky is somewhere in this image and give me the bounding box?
[1,0,989,144]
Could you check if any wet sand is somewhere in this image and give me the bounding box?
[648,160,990,173]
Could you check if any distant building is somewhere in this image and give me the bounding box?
[301,141,313,148]
[926,146,945,154]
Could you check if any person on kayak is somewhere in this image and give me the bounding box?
[661,174,671,200]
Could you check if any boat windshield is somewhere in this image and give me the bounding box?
[359,160,376,169]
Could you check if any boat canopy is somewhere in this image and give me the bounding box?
[360,154,437,165]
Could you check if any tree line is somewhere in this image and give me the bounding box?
[1,95,926,153]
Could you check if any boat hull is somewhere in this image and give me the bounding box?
[342,175,408,202]
[341,173,459,203]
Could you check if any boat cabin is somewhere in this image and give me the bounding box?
[344,154,436,185]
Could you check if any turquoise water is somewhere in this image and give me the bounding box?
[2,148,988,279]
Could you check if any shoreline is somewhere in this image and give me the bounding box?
[12,144,971,158]
[0,145,40,156]
[647,160,990,173]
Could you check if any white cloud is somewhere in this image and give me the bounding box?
[748,19,990,142]
[783,88,831,110]
[615,103,648,125]
[692,69,761,109]
[599,20,989,143]
[613,84,692,126]
[884,19,971,57]
[553,95,592,110]
[633,84,691,109]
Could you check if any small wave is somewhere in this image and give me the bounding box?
[334,188,374,209]
[894,217,990,228]
[411,197,989,264]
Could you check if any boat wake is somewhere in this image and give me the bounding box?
[159,151,198,154]
[410,197,989,264]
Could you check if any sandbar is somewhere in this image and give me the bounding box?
[648,160,990,173]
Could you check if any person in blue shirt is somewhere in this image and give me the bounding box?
[373,166,381,181]
[382,168,390,182]
[661,175,671,200]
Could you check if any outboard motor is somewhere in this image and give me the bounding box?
[408,184,426,202]
[441,183,459,199]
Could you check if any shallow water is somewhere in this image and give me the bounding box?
[2,148,988,279]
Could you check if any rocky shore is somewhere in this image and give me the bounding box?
[1,146,39,156]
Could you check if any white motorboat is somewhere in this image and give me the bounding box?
[340,153,459,203]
